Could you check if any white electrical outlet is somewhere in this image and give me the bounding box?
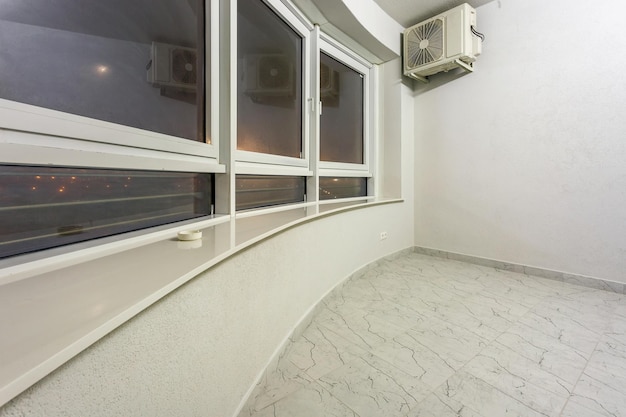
[380,231,388,240]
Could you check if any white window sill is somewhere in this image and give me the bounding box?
[0,198,402,407]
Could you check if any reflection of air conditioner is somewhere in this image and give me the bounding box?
[403,3,482,82]
[147,42,197,90]
[320,62,339,98]
[244,54,293,96]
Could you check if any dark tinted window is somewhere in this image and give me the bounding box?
[237,0,302,158]
[319,177,366,200]
[0,0,206,142]
[236,175,305,211]
[320,52,364,164]
[0,165,213,258]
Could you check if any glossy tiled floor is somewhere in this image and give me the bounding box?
[240,252,626,417]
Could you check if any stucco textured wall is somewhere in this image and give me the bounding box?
[414,0,626,282]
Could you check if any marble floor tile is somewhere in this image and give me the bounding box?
[517,307,602,356]
[244,358,313,413]
[428,371,549,417]
[318,353,431,417]
[569,371,626,417]
[585,336,626,386]
[474,269,555,295]
[405,316,488,370]
[531,296,614,335]
[476,281,545,310]
[566,287,625,305]
[559,400,610,417]
[404,392,485,417]
[315,307,407,351]
[371,331,457,389]
[287,322,369,380]
[606,304,626,345]
[251,382,358,417]
[426,297,519,341]
[464,292,532,318]
[387,284,468,316]
[238,252,626,417]
[495,322,589,386]
[463,342,570,415]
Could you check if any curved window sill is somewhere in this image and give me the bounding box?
[0,198,402,407]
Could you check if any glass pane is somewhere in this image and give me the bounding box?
[0,165,213,258]
[0,0,206,142]
[237,0,302,158]
[236,175,305,211]
[320,53,364,164]
[319,177,366,200]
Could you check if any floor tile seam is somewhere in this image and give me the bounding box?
[400,296,520,347]
[254,379,363,417]
[521,308,607,340]
[581,360,626,389]
[565,335,606,414]
[487,339,580,392]
[310,380,364,417]
[557,398,611,417]
[603,331,626,349]
[310,319,371,352]
[476,288,547,309]
[472,340,575,398]
[424,361,557,417]
[288,325,372,382]
[401,391,487,417]
[431,297,532,332]
[315,353,431,417]
[313,312,385,352]
[458,363,569,417]
[533,297,619,319]
[436,310,572,415]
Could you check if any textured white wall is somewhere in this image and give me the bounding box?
[414,0,626,282]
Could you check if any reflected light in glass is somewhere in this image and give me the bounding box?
[95,65,109,75]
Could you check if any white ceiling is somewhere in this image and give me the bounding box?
[373,0,494,27]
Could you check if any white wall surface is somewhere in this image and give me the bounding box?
[414,0,626,282]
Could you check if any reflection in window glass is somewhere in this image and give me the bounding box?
[236,175,305,211]
[0,165,213,258]
[320,53,364,164]
[319,177,366,200]
[0,0,206,142]
[237,0,302,158]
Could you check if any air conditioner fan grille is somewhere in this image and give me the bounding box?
[171,49,197,85]
[406,18,444,68]
[259,56,291,89]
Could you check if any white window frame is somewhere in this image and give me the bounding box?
[0,0,223,174]
[233,0,314,178]
[318,34,374,179]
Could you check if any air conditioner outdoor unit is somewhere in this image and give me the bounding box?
[147,42,197,90]
[403,3,482,82]
[243,54,294,97]
[320,62,339,98]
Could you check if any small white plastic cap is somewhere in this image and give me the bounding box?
[177,230,203,241]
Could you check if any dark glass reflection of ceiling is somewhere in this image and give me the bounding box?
[0,0,198,44]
